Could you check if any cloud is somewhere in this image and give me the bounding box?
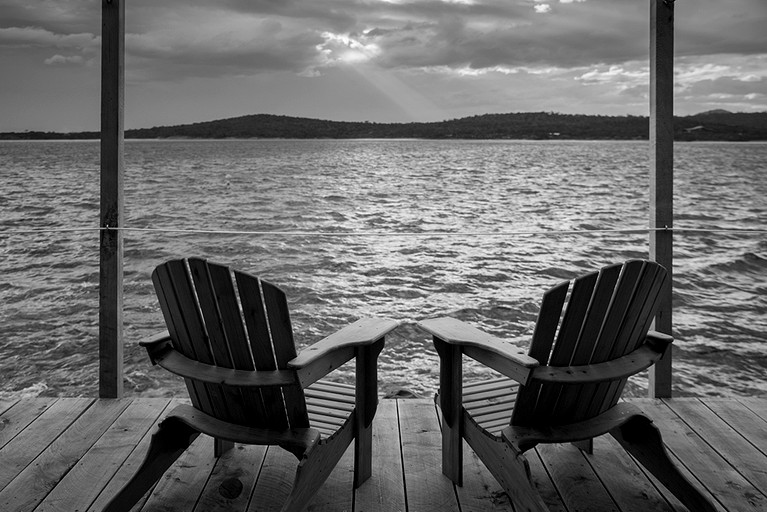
[44,54,87,66]
[6,0,764,83]
[0,26,98,50]
[2,0,766,130]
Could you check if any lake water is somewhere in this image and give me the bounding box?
[1,139,765,400]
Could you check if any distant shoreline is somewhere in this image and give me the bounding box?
[3,138,766,143]
[2,111,766,142]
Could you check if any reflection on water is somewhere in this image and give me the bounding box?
[1,139,765,399]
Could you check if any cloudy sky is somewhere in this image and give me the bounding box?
[1,0,765,132]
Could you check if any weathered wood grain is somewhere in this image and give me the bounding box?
[194,444,267,512]
[0,398,127,511]
[0,397,764,511]
[306,443,355,512]
[140,433,216,511]
[633,399,762,511]
[454,443,513,511]
[33,398,170,512]
[88,398,182,512]
[0,397,56,449]
[667,399,767,506]
[586,434,677,511]
[536,442,619,511]
[99,0,125,399]
[248,445,297,511]
[399,399,461,512]
[355,399,407,512]
[0,398,93,489]
[705,399,767,455]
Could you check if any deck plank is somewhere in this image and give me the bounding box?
[141,433,216,511]
[0,397,57,449]
[248,445,297,511]
[0,398,126,512]
[307,443,355,512]
[585,434,679,511]
[703,399,767,456]
[398,399,460,512]
[739,398,767,422]
[355,399,407,512]
[0,397,765,512]
[665,398,767,509]
[454,445,513,511]
[0,398,91,490]
[0,399,20,415]
[537,442,620,511]
[87,398,181,512]
[525,449,568,512]
[634,398,764,512]
[33,398,170,512]
[194,444,267,512]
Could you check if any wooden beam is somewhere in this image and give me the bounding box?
[99,0,125,398]
[648,0,674,398]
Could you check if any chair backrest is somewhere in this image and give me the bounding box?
[152,258,309,430]
[511,259,668,427]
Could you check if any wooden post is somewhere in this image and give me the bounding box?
[100,0,125,398]
[648,0,674,398]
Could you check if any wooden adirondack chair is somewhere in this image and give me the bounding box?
[104,258,398,512]
[418,260,716,512]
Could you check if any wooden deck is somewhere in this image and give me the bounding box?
[1,397,766,512]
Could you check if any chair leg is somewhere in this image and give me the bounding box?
[102,416,200,512]
[469,423,549,512]
[571,438,594,454]
[214,438,235,457]
[610,415,717,512]
[441,412,464,484]
[353,421,373,487]
[280,438,349,512]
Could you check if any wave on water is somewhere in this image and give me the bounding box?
[1,139,765,399]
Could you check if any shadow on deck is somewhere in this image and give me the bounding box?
[1,397,766,511]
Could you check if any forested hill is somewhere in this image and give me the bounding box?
[4,111,767,141]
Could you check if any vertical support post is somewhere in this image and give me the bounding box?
[434,338,463,485]
[648,0,674,398]
[100,0,125,398]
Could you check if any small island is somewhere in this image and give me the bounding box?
[2,110,765,141]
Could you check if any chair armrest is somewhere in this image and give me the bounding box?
[289,317,399,388]
[140,332,298,387]
[645,330,674,352]
[138,331,173,355]
[418,317,539,385]
[530,336,671,384]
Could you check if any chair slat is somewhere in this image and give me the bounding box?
[551,270,599,365]
[153,261,219,418]
[302,396,356,415]
[187,259,264,426]
[511,281,568,425]
[554,264,621,421]
[258,279,310,429]
[533,271,599,423]
[581,260,647,418]
[306,381,356,435]
[234,271,292,431]
[304,389,356,406]
[571,264,622,363]
[600,265,667,412]
[463,378,518,405]
[528,281,570,364]
[306,380,356,396]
